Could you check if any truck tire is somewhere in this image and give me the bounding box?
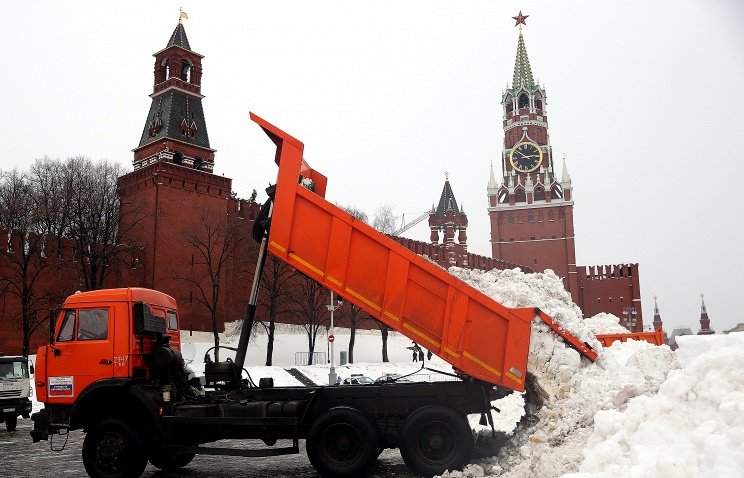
[5,415,17,431]
[82,419,147,478]
[148,448,195,471]
[399,405,473,477]
[306,406,378,477]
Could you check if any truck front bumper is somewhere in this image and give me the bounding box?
[1,398,32,418]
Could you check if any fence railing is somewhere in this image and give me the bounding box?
[295,351,327,366]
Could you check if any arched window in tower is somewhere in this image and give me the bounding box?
[173,151,184,165]
[548,210,554,221]
[508,214,514,224]
[514,187,526,203]
[535,94,543,112]
[534,185,545,201]
[157,59,169,83]
[504,95,514,115]
[528,213,534,223]
[181,59,192,82]
[518,93,529,109]
[193,157,204,171]
[164,58,174,80]
[498,190,508,204]
[552,184,563,199]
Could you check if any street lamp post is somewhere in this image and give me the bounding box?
[326,291,342,385]
[623,306,637,332]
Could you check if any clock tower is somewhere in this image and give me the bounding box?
[488,12,579,301]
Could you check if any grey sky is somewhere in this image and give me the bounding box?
[1,1,742,331]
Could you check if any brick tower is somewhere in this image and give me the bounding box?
[698,294,714,335]
[487,12,578,300]
[429,175,469,267]
[117,19,256,331]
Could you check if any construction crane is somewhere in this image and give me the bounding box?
[393,211,430,235]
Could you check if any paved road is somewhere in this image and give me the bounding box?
[3,418,420,478]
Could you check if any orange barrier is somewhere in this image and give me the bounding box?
[596,329,665,347]
[251,113,596,392]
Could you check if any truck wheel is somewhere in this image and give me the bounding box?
[82,419,147,478]
[399,405,473,477]
[5,416,17,431]
[148,448,195,471]
[306,406,378,477]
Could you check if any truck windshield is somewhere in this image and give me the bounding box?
[0,360,28,380]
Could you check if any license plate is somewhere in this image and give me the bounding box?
[2,408,14,413]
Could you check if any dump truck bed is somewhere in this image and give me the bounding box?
[251,113,595,392]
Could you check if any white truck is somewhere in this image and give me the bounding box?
[0,354,33,431]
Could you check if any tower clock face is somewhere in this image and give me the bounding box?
[509,141,543,173]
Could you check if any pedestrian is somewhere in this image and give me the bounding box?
[427,350,432,361]
[412,348,418,362]
[419,349,424,362]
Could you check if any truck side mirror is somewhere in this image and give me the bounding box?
[29,364,34,375]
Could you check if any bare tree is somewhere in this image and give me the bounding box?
[172,208,252,361]
[376,320,391,362]
[337,204,369,364]
[370,204,398,360]
[288,274,330,365]
[372,204,398,234]
[0,169,69,356]
[66,157,143,291]
[256,255,293,366]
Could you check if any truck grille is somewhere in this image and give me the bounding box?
[0,390,21,398]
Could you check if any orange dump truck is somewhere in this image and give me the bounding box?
[31,114,595,478]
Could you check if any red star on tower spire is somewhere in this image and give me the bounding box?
[512,11,529,27]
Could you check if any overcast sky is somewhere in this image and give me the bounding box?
[1,1,742,331]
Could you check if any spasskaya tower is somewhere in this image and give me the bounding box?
[488,12,578,300]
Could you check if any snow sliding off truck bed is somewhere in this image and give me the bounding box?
[252,112,595,389]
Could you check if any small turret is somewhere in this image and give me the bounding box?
[698,293,714,335]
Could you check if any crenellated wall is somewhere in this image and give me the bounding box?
[391,235,533,273]
[577,263,642,331]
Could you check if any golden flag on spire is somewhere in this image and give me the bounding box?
[179,8,188,23]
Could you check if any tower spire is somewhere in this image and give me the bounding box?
[652,295,663,331]
[511,12,535,91]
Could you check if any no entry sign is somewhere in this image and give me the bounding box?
[329,335,335,342]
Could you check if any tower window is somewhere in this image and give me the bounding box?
[193,157,204,170]
[509,237,514,242]
[528,213,534,223]
[181,59,192,82]
[515,188,526,203]
[535,98,543,111]
[518,94,529,109]
[498,190,508,204]
[173,151,184,165]
[533,258,538,264]
[508,214,514,224]
[530,236,536,240]
[534,185,546,201]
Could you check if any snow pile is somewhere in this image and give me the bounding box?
[444,267,677,478]
[582,313,629,335]
[566,333,744,478]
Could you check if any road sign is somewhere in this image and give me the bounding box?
[329,335,335,343]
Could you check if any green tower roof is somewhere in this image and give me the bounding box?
[511,30,536,92]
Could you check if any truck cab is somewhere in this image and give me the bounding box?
[0,354,33,431]
[33,288,181,436]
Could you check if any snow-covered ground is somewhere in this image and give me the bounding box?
[29,267,744,477]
